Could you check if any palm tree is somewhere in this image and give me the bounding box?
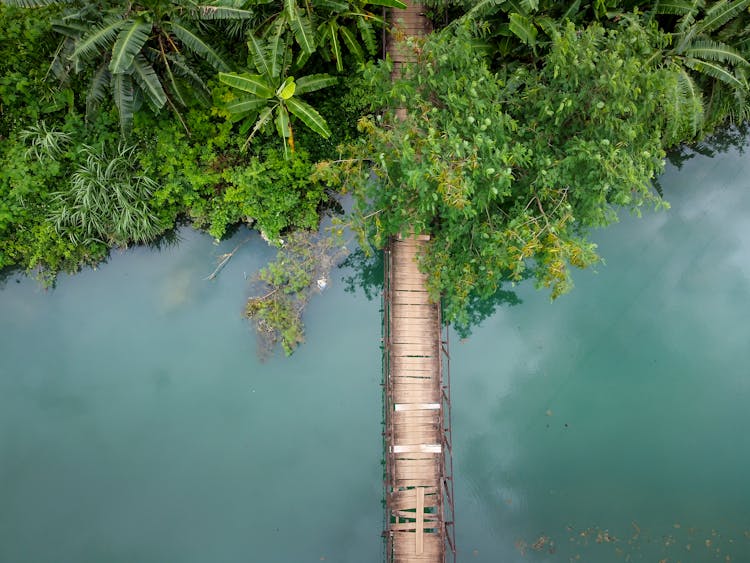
[219,35,337,157]
[653,0,750,130]
[316,0,406,72]
[8,0,242,136]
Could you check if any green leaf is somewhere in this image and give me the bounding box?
[329,21,343,72]
[339,25,364,62]
[694,0,750,35]
[71,17,123,62]
[294,73,337,94]
[197,4,256,19]
[166,52,210,103]
[269,19,288,78]
[683,39,749,66]
[112,72,134,137]
[290,14,316,54]
[109,19,151,74]
[248,35,272,76]
[364,0,407,8]
[653,0,701,16]
[219,72,275,98]
[286,97,331,138]
[316,0,348,10]
[677,68,704,136]
[244,106,274,150]
[285,0,298,20]
[86,61,110,120]
[561,0,581,20]
[131,53,167,111]
[224,96,267,114]
[277,76,296,99]
[276,104,290,138]
[170,21,231,72]
[2,0,62,7]
[508,12,538,46]
[684,57,747,89]
[357,15,376,55]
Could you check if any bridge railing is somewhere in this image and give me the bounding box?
[382,243,395,562]
[437,307,457,562]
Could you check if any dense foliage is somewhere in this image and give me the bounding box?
[318,1,750,329]
[0,0,385,282]
[4,0,750,350]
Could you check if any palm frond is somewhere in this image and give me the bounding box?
[294,73,337,94]
[286,97,331,138]
[112,72,135,137]
[170,21,232,72]
[219,73,275,98]
[71,17,123,62]
[109,18,151,73]
[676,0,705,33]
[561,0,581,21]
[508,12,538,46]
[653,0,702,16]
[244,106,274,150]
[248,35,272,77]
[684,56,747,89]
[269,18,289,78]
[694,0,750,35]
[2,0,64,7]
[46,37,75,83]
[285,0,298,21]
[224,96,267,115]
[289,13,316,54]
[131,53,167,111]
[356,15,376,55]
[196,3,256,19]
[675,68,704,137]
[682,39,749,66]
[86,61,111,121]
[328,21,343,71]
[364,0,406,7]
[339,24,364,62]
[166,52,211,105]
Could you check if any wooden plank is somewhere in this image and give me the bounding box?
[395,403,440,412]
[393,444,442,454]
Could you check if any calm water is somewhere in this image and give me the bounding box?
[1,140,749,562]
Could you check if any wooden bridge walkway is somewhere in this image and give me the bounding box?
[383,235,456,563]
[382,4,454,563]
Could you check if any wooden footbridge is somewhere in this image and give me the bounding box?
[382,237,456,563]
[381,4,455,563]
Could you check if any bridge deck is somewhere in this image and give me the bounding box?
[383,4,454,562]
[383,236,455,563]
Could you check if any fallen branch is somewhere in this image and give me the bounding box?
[204,237,251,280]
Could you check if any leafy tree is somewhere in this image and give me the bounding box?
[320,19,693,325]
[218,36,337,156]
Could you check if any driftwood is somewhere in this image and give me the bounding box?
[204,237,251,280]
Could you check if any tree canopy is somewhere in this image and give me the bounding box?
[319,5,750,328]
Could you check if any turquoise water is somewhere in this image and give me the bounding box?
[1,139,750,562]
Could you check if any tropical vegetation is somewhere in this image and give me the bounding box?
[3,0,750,351]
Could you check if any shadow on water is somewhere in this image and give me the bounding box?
[655,122,750,196]
[340,247,384,301]
[339,247,525,337]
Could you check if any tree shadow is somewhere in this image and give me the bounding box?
[339,247,384,301]
[339,246,525,336]
[654,123,749,196]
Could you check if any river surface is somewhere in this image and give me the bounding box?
[1,139,749,563]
